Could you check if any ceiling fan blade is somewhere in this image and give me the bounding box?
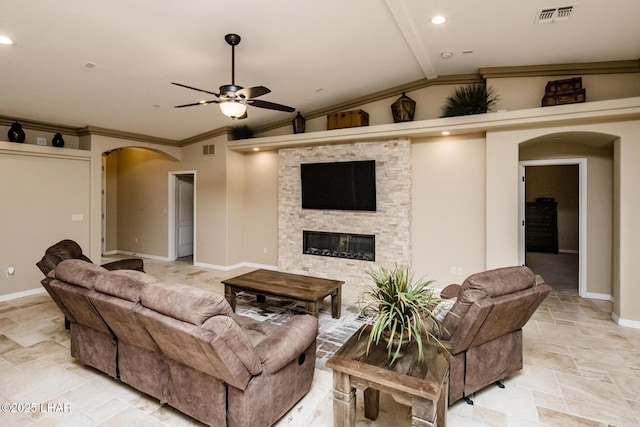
[236,86,271,99]
[174,100,219,108]
[171,82,220,97]
[248,99,295,112]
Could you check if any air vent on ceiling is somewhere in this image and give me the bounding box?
[537,5,575,23]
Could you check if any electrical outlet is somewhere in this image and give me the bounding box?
[36,137,47,146]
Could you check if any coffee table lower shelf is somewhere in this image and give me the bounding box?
[326,325,449,427]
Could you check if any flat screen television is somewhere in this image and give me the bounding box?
[301,160,376,211]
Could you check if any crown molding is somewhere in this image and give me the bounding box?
[77,126,180,146]
[178,127,231,146]
[480,59,640,79]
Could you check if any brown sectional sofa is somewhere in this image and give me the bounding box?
[437,266,552,405]
[42,259,318,426]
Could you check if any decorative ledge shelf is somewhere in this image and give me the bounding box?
[227,97,640,152]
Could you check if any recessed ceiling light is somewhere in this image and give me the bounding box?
[431,16,447,25]
[440,52,453,59]
[441,131,450,136]
[253,147,260,151]
[0,35,14,45]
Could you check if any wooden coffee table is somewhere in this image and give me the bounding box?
[326,325,449,427]
[222,269,344,318]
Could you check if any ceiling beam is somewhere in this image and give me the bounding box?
[385,0,439,80]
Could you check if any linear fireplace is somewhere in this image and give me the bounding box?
[303,230,375,261]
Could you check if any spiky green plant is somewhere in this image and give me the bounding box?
[441,84,499,117]
[359,264,443,364]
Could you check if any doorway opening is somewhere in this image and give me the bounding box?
[519,159,586,296]
[168,171,196,262]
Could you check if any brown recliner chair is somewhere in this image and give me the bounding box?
[435,266,551,405]
[36,239,144,329]
[36,239,144,276]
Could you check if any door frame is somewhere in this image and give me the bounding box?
[518,158,587,296]
[168,170,196,262]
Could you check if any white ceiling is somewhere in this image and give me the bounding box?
[1,0,639,141]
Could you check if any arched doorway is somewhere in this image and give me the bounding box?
[518,132,615,298]
[101,146,181,260]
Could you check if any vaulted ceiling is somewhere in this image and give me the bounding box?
[1,0,639,141]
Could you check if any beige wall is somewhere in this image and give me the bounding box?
[411,134,487,285]
[0,142,91,297]
[226,149,246,266]
[616,130,640,325]
[488,73,640,112]
[116,148,173,255]
[104,152,118,252]
[242,150,279,266]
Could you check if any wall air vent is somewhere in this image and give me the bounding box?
[537,5,575,23]
[202,144,215,156]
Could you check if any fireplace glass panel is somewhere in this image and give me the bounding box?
[303,231,375,261]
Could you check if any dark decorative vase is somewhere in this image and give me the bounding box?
[391,92,416,123]
[7,121,26,143]
[52,132,65,147]
[292,112,306,134]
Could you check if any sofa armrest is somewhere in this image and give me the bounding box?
[102,258,144,272]
[254,314,318,374]
[440,284,461,299]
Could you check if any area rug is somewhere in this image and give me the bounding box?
[233,292,373,371]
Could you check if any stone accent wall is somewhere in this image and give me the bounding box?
[278,139,411,290]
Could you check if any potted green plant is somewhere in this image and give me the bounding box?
[441,83,499,117]
[359,264,443,364]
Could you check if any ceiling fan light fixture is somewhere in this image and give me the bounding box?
[219,101,247,119]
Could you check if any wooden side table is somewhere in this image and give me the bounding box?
[326,325,449,427]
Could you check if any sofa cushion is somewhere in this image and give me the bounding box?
[95,270,160,302]
[54,259,108,289]
[141,283,232,325]
[202,316,262,375]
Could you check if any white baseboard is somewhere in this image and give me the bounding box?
[116,251,172,262]
[612,312,640,329]
[194,261,277,272]
[584,292,611,301]
[0,287,46,302]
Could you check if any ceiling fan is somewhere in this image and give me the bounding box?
[172,33,295,119]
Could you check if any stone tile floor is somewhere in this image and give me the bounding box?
[0,257,638,426]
